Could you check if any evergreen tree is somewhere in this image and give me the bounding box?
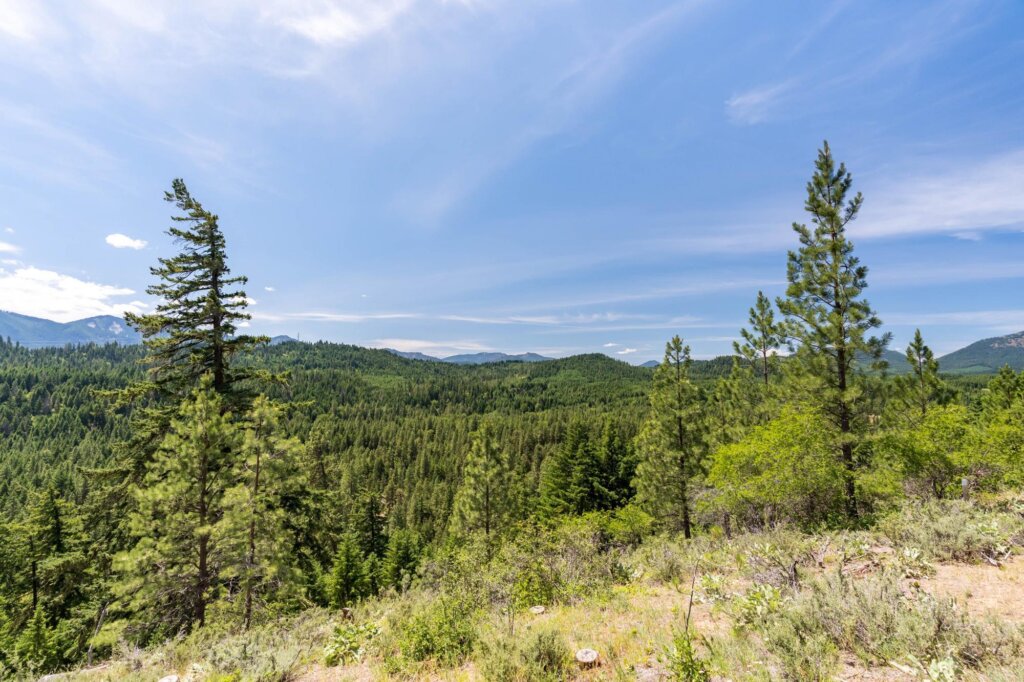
[596,418,634,507]
[15,605,57,672]
[351,490,388,558]
[328,532,367,608]
[891,329,950,422]
[218,397,302,630]
[382,529,419,592]
[734,291,783,385]
[125,179,267,405]
[776,141,890,519]
[704,360,765,452]
[450,421,513,538]
[539,420,612,516]
[117,377,240,635]
[980,366,1024,415]
[634,337,704,538]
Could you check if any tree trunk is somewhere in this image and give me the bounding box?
[836,346,858,519]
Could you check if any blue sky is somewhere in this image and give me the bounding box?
[1,0,1023,362]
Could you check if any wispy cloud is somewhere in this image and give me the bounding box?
[0,241,19,253]
[370,337,493,356]
[884,309,1024,334]
[616,347,638,355]
[399,1,710,223]
[0,265,145,322]
[105,233,147,249]
[253,311,421,323]
[725,80,796,125]
[859,149,1024,239]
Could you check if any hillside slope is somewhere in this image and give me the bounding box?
[938,330,1024,374]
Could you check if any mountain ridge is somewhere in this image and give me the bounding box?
[0,310,141,348]
[5,310,1024,373]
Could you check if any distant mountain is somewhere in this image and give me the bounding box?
[0,311,141,348]
[384,349,553,364]
[270,335,299,345]
[640,360,659,368]
[443,352,551,365]
[938,331,1024,375]
[386,349,441,362]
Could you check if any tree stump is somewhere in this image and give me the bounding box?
[575,648,599,669]
[529,605,546,615]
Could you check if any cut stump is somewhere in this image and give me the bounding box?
[575,648,599,669]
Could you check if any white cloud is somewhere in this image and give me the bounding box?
[253,311,420,323]
[859,149,1024,239]
[275,0,416,47]
[0,266,145,322]
[726,80,796,125]
[603,342,618,347]
[264,286,276,292]
[105,233,148,249]
[3,227,13,234]
[0,0,50,42]
[616,347,638,355]
[371,337,493,356]
[951,231,983,242]
[0,241,20,253]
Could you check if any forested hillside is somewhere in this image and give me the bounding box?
[4,147,1024,681]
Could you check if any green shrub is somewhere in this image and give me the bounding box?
[878,499,1023,562]
[664,630,711,681]
[323,621,380,666]
[732,584,787,630]
[765,617,839,681]
[478,628,570,682]
[393,596,478,666]
[775,570,1022,670]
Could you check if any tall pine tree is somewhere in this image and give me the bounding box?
[125,179,267,406]
[734,291,783,386]
[634,336,704,538]
[891,329,950,421]
[450,421,513,538]
[776,142,890,519]
[218,397,303,630]
[117,377,240,635]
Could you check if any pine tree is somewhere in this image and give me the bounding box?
[328,532,366,608]
[218,397,302,630]
[776,141,890,519]
[450,421,513,538]
[634,336,704,538]
[539,420,611,516]
[351,490,388,558]
[15,605,57,672]
[891,329,950,422]
[704,360,764,451]
[596,418,634,507]
[734,291,783,386]
[125,179,267,405]
[382,529,419,591]
[117,377,240,634]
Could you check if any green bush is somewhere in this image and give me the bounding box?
[664,630,711,681]
[478,628,570,682]
[393,596,478,666]
[775,570,1022,670]
[878,499,1023,562]
[323,621,380,666]
[765,617,839,681]
[732,584,787,630]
